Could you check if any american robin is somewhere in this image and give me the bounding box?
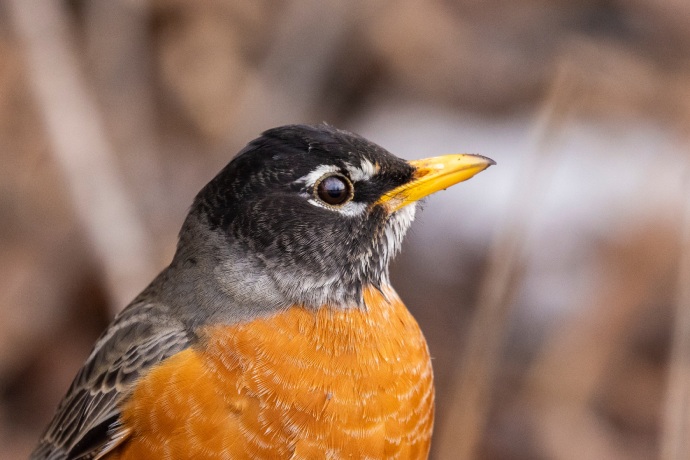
[31,124,494,459]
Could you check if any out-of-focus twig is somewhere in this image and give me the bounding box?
[435,63,577,459]
[519,44,689,460]
[8,0,155,312]
[524,225,675,460]
[85,0,164,222]
[661,160,690,460]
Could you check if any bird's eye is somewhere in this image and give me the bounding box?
[315,174,353,206]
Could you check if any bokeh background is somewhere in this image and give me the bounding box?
[2,0,690,458]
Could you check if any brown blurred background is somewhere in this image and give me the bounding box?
[2,0,690,458]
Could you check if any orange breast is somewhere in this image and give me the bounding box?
[109,286,434,459]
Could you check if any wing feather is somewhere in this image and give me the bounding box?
[31,301,192,460]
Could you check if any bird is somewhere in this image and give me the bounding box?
[31,124,494,460]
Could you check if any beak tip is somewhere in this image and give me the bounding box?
[477,154,496,167]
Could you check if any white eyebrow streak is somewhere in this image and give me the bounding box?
[346,158,378,182]
[295,165,340,187]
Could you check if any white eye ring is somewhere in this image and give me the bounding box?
[314,174,354,207]
[296,165,366,217]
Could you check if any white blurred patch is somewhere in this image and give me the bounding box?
[352,101,685,322]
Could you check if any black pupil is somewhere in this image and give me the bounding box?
[317,176,350,205]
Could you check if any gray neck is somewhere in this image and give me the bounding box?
[150,215,290,329]
[150,214,359,330]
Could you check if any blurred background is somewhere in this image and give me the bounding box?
[1,0,689,458]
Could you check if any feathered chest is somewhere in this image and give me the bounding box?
[113,286,434,459]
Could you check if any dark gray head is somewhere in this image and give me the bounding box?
[157,124,493,324]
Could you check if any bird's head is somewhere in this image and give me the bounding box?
[170,124,493,318]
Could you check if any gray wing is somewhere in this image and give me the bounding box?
[31,301,193,460]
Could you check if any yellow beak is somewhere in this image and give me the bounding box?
[376,154,495,213]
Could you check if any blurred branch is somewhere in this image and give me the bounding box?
[524,227,674,460]
[84,0,164,219]
[8,0,155,311]
[435,63,577,459]
[661,160,690,460]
